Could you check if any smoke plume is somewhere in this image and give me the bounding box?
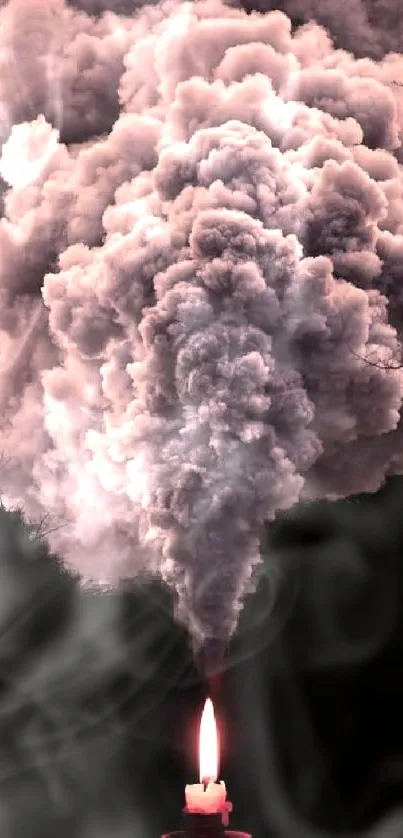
[1,0,403,660]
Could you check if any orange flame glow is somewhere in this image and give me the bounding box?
[199,698,219,783]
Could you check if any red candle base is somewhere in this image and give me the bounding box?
[161,832,251,838]
[161,809,252,838]
[160,806,251,838]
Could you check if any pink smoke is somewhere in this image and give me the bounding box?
[1,0,403,658]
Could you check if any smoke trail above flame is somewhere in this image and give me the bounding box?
[1,0,403,660]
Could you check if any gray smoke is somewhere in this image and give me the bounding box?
[1,0,403,661]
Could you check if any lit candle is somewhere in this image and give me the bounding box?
[185,698,233,827]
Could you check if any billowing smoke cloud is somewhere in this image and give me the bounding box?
[2,0,403,662]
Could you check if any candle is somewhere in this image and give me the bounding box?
[185,698,233,827]
[160,695,251,838]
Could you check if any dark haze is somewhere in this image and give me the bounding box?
[2,0,403,664]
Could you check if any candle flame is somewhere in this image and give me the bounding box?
[199,698,219,783]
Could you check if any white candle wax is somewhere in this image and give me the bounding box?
[185,781,232,825]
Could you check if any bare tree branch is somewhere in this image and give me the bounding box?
[349,344,403,371]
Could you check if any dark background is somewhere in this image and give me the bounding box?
[2,480,403,837]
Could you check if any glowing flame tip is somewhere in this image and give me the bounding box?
[199,697,219,783]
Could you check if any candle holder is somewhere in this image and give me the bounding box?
[160,809,251,838]
[160,832,251,838]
